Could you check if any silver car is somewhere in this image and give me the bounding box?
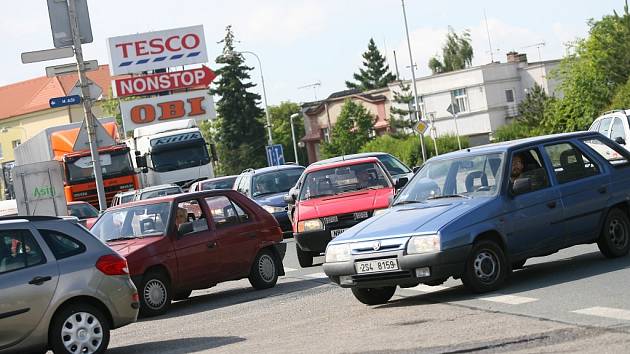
[0,216,138,354]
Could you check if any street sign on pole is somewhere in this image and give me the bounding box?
[49,95,82,108]
[69,79,102,99]
[446,103,463,150]
[413,120,428,135]
[266,144,285,167]
[47,0,93,48]
[21,47,75,64]
[113,65,216,97]
[46,60,97,77]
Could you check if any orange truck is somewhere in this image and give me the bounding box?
[14,118,139,208]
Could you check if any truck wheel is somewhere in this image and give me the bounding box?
[139,271,171,317]
[297,247,314,268]
[49,303,110,354]
[249,249,279,290]
[598,208,630,258]
[462,240,508,293]
[351,287,396,305]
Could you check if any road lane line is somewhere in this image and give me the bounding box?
[572,307,630,321]
[408,284,450,293]
[479,294,538,305]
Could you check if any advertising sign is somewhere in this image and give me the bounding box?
[120,90,216,133]
[107,25,208,76]
[114,65,216,97]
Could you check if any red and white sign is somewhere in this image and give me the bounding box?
[107,25,208,76]
[113,65,216,97]
[120,91,216,133]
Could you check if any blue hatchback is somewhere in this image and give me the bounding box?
[323,132,630,305]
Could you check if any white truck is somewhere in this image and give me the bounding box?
[129,119,214,189]
[11,160,68,216]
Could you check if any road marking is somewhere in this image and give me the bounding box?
[408,284,450,293]
[284,267,297,273]
[572,307,630,321]
[304,272,328,279]
[479,294,538,305]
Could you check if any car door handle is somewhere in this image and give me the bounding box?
[29,276,52,285]
[547,201,557,209]
[207,241,217,249]
[598,186,607,194]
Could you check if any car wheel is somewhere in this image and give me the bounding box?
[49,303,110,354]
[173,290,193,301]
[598,208,630,258]
[511,259,527,270]
[296,247,314,268]
[139,271,171,317]
[351,287,396,305]
[249,249,279,289]
[462,240,508,293]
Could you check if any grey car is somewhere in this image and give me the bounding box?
[0,216,138,354]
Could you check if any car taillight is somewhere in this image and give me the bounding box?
[96,254,129,275]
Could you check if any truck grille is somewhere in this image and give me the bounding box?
[72,183,135,208]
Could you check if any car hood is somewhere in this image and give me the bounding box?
[107,236,163,257]
[334,197,491,242]
[297,188,394,220]
[254,192,287,207]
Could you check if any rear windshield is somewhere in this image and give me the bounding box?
[299,162,391,201]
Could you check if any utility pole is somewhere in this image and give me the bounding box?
[68,0,107,210]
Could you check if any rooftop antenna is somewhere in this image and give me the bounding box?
[484,9,495,63]
[521,42,546,61]
[298,81,321,101]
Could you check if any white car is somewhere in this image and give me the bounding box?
[589,109,630,151]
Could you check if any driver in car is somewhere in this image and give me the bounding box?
[175,207,188,228]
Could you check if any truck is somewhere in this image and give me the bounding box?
[14,118,139,208]
[11,160,67,216]
[128,119,214,189]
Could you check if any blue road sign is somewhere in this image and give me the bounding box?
[49,95,82,108]
[266,144,285,166]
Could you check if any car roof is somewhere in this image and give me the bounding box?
[305,157,381,173]
[137,184,182,193]
[115,190,136,197]
[67,201,89,206]
[312,152,388,166]
[106,190,240,211]
[200,175,237,183]
[241,164,305,175]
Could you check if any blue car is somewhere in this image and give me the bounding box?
[323,132,630,305]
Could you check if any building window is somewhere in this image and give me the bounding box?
[0,144,3,160]
[11,140,20,149]
[409,96,425,119]
[369,129,377,138]
[451,88,469,113]
[321,128,330,143]
[505,89,515,103]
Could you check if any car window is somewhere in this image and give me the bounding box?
[0,230,45,274]
[597,117,612,137]
[582,137,630,167]
[236,175,251,195]
[299,162,390,200]
[140,187,182,200]
[205,196,243,228]
[91,202,170,242]
[252,169,304,197]
[509,149,550,195]
[544,143,600,184]
[39,229,86,260]
[376,155,411,175]
[203,177,237,190]
[589,119,601,132]
[610,117,626,142]
[176,200,208,235]
[68,203,99,219]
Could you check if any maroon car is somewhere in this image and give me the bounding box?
[90,190,286,316]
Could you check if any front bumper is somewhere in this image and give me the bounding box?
[294,229,332,253]
[323,245,471,288]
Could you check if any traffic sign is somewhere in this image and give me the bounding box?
[446,102,460,115]
[114,65,216,97]
[21,47,75,64]
[69,79,102,99]
[46,60,98,77]
[49,95,82,108]
[266,144,285,167]
[413,120,428,134]
[47,0,93,48]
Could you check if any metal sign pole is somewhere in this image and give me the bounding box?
[68,0,107,210]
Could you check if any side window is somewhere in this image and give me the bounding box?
[0,230,45,274]
[205,196,242,228]
[597,117,612,137]
[39,229,86,260]
[582,137,630,167]
[232,201,251,222]
[236,175,251,195]
[589,119,601,132]
[610,118,626,143]
[544,143,600,184]
[176,200,208,235]
[509,148,550,195]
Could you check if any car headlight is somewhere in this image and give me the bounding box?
[373,208,389,216]
[262,205,286,214]
[325,243,351,263]
[297,219,324,232]
[407,235,441,254]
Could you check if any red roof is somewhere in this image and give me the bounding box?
[0,65,118,121]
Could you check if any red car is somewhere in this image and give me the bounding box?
[90,190,286,316]
[67,200,99,228]
[292,157,405,267]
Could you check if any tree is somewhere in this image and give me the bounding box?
[346,38,396,91]
[428,27,473,74]
[389,82,416,136]
[210,26,267,175]
[100,89,134,136]
[320,100,375,158]
[608,76,630,110]
[516,84,556,126]
[268,102,308,164]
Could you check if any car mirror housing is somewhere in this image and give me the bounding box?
[511,177,532,196]
[283,194,294,204]
[615,137,626,145]
[395,177,409,190]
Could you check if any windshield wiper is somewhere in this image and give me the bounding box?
[392,200,425,206]
[426,194,470,200]
[107,236,140,242]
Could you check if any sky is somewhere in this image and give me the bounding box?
[1,0,626,106]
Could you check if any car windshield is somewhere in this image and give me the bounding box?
[120,193,135,204]
[91,202,171,242]
[151,144,211,172]
[140,187,182,200]
[394,153,504,204]
[66,150,134,184]
[377,155,411,176]
[299,162,391,201]
[252,169,304,197]
[203,177,237,190]
[68,203,99,219]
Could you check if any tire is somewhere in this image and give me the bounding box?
[139,271,171,317]
[512,259,527,270]
[49,303,110,354]
[462,240,508,293]
[597,208,630,258]
[249,249,279,290]
[351,287,396,305]
[297,246,314,268]
[173,290,193,301]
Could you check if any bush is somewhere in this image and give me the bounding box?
[360,134,468,166]
[492,121,545,142]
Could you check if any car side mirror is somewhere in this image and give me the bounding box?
[511,178,532,196]
[395,177,408,189]
[413,166,421,174]
[177,222,194,237]
[615,137,626,145]
[283,194,294,203]
[136,155,148,168]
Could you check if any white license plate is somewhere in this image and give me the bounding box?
[330,228,348,238]
[355,259,399,274]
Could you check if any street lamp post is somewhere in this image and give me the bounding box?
[290,113,300,165]
[237,50,274,146]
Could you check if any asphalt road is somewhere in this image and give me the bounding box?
[106,240,630,353]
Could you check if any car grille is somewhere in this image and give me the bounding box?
[323,211,373,231]
[351,270,414,283]
[351,237,409,254]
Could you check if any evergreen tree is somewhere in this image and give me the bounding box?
[346,38,397,91]
[321,100,375,157]
[389,82,416,136]
[516,84,555,126]
[429,27,473,74]
[210,26,267,175]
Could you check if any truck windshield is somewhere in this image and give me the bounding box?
[66,150,134,184]
[151,144,210,172]
[299,162,391,201]
[91,202,171,241]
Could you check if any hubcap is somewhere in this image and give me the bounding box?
[61,312,103,354]
[473,249,500,284]
[258,254,276,282]
[609,218,629,249]
[144,279,167,309]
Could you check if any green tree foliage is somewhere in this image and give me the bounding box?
[429,27,473,74]
[268,102,308,164]
[100,89,134,136]
[360,134,468,167]
[210,26,267,175]
[346,38,396,91]
[321,100,375,158]
[516,84,553,126]
[492,121,544,142]
[389,82,415,136]
[608,76,630,110]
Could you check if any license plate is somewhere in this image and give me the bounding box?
[355,259,399,274]
[330,228,348,238]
